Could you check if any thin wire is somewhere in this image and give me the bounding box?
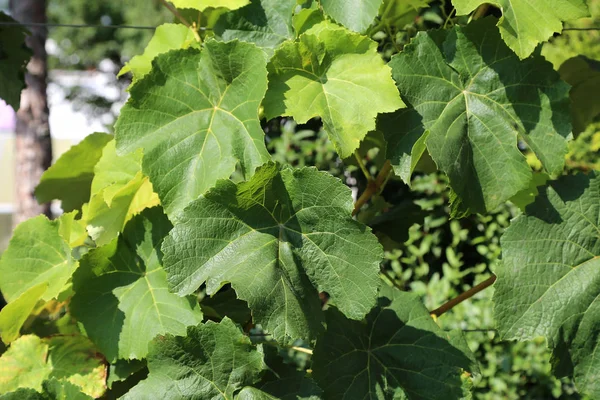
[0,21,598,32]
[0,21,212,31]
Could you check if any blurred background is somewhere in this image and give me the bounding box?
[0,0,599,398]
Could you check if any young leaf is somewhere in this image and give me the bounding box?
[163,163,383,344]
[559,56,600,135]
[115,41,270,220]
[71,207,203,362]
[312,289,475,399]
[389,17,571,215]
[0,215,77,302]
[170,0,250,11]
[494,172,600,397]
[451,0,589,59]
[123,318,265,399]
[35,132,113,212]
[320,0,383,33]
[0,335,106,398]
[118,24,200,82]
[83,140,160,246]
[0,283,47,344]
[213,0,296,58]
[0,12,31,111]
[264,21,404,159]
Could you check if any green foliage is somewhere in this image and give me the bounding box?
[451,0,589,58]
[0,12,31,110]
[1,1,599,399]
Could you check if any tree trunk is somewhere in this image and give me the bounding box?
[10,0,53,228]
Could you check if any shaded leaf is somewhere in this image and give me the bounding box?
[559,56,600,135]
[389,18,571,215]
[451,0,589,58]
[163,163,382,344]
[42,379,93,400]
[378,108,429,184]
[214,0,296,57]
[71,207,203,362]
[200,287,252,325]
[494,172,600,397]
[312,289,475,399]
[0,12,31,110]
[115,41,270,220]
[35,133,113,212]
[264,21,404,159]
[124,318,265,399]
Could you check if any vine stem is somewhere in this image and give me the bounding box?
[430,275,497,317]
[291,346,313,355]
[159,0,202,42]
[471,4,490,21]
[354,151,373,181]
[380,267,403,291]
[352,160,393,216]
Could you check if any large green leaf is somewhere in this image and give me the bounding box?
[494,172,600,397]
[320,0,382,33]
[451,0,589,58]
[115,40,270,220]
[0,335,106,397]
[0,215,77,302]
[123,318,265,399]
[0,12,31,111]
[312,288,474,399]
[163,163,383,344]
[372,0,430,32]
[35,132,113,212]
[213,0,296,57]
[118,23,200,82]
[389,17,571,215]
[264,21,404,159]
[559,56,600,135]
[170,0,250,11]
[83,140,160,246]
[71,207,203,362]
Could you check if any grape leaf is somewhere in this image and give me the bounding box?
[35,132,113,212]
[237,347,322,400]
[559,56,600,135]
[373,0,430,32]
[0,215,77,302]
[0,12,31,111]
[378,108,429,184]
[115,41,270,220]
[319,0,382,33]
[213,0,296,57]
[264,21,404,159]
[163,163,383,344]
[451,0,589,59]
[170,0,250,11]
[0,335,106,398]
[83,140,160,246]
[123,318,265,400]
[42,379,93,400]
[312,288,475,400]
[118,24,200,82]
[389,17,571,215]
[0,283,47,344]
[71,207,203,362]
[200,287,252,325]
[0,335,51,393]
[494,172,600,397]
[0,389,43,400]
